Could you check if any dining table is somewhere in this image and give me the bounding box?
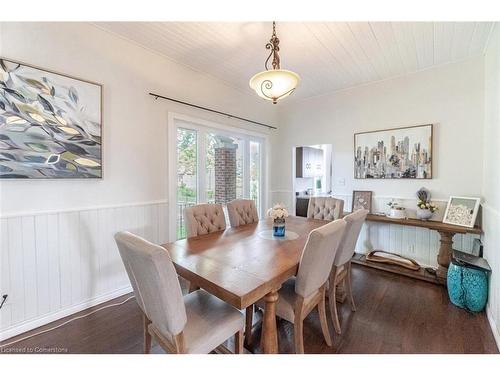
[161,215,328,354]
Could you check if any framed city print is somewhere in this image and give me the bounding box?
[354,124,433,179]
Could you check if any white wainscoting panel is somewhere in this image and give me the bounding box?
[483,205,500,349]
[271,191,480,267]
[0,201,168,341]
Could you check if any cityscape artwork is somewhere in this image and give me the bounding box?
[0,58,102,178]
[354,124,433,179]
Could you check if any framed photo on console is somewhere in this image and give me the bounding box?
[352,190,372,213]
[442,196,481,228]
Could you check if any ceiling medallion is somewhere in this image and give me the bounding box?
[249,22,300,104]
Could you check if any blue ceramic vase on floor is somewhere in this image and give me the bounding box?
[447,262,488,312]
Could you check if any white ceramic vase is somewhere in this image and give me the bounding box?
[416,207,433,221]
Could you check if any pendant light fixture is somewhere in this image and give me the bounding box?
[249,22,300,104]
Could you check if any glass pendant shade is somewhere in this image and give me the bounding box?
[249,69,300,104]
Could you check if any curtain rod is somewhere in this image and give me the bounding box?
[149,93,277,130]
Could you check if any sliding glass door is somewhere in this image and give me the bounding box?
[174,119,265,239]
[176,127,198,238]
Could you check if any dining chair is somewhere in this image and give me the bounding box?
[183,203,227,292]
[115,231,245,354]
[253,219,347,354]
[184,203,226,239]
[307,197,344,221]
[328,209,369,335]
[226,199,259,227]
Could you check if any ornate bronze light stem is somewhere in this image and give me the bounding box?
[265,21,281,71]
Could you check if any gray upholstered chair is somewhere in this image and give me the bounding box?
[253,219,347,354]
[307,197,344,221]
[115,231,245,354]
[183,203,227,293]
[184,203,226,239]
[328,209,368,335]
[226,199,259,227]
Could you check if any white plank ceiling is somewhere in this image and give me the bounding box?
[95,22,496,100]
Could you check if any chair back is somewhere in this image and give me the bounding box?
[295,219,346,298]
[227,199,259,227]
[114,231,187,336]
[334,209,369,266]
[184,203,226,238]
[307,197,344,221]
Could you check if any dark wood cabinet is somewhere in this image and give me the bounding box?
[296,197,309,217]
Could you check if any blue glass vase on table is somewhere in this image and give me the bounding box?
[267,203,289,237]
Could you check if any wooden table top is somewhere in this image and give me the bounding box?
[365,214,483,235]
[161,216,327,310]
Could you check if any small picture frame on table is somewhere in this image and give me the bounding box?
[442,196,481,228]
[352,190,372,213]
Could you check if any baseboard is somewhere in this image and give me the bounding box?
[0,285,133,342]
[486,306,500,351]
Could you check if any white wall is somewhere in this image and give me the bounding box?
[0,22,276,216]
[270,57,485,271]
[272,57,485,204]
[0,22,276,340]
[483,25,500,349]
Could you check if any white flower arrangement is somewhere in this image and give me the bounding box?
[267,203,289,220]
[417,199,438,213]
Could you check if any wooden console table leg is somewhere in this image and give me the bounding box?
[261,289,279,354]
[436,231,454,283]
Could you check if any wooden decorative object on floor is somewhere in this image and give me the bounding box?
[365,250,421,271]
[362,214,482,283]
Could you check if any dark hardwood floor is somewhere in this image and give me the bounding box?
[1,265,498,354]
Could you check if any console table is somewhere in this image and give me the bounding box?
[353,214,483,284]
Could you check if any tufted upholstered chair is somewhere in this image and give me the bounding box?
[184,203,226,239]
[226,199,259,227]
[307,197,344,221]
[115,231,245,354]
[253,219,347,353]
[328,209,368,335]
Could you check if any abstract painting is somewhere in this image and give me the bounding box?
[0,58,102,178]
[354,124,432,179]
[352,190,372,212]
[443,196,481,228]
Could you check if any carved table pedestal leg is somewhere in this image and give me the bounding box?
[436,231,454,284]
[261,289,279,354]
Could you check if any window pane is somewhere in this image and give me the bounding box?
[177,128,197,239]
[235,141,243,200]
[249,141,261,213]
[205,133,216,204]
